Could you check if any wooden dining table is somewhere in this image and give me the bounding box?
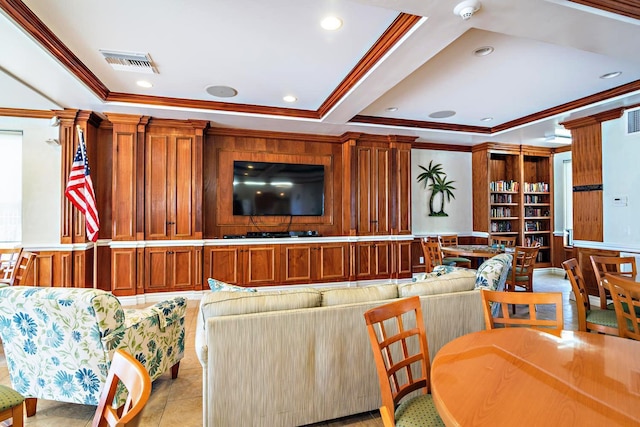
[441,244,507,259]
[431,328,640,426]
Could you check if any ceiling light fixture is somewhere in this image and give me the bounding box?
[600,71,622,79]
[481,117,493,122]
[283,95,297,103]
[136,80,153,88]
[453,0,481,20]
[429,110,456,119]
[321,16,343,31]
[386,107,398,112]
[474,46,494,57]
[205,85,238,98]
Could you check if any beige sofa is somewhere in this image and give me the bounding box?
[195,269,485,427]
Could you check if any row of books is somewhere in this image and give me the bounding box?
[491,207,514,218]
[523,182,549,192]
[490,193,514,203]
[524,207,550,217]
[490,180,519,192]
[525,221,548,231]
[524,194,548,204]
[490,221,513,232]
[525,236,546,246]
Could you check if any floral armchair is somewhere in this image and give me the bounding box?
[0,286,186,416]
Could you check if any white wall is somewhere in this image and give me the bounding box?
[553,150,571,234]
[602,113,640,249]
[0,117,60,246]
[411,149,472,236]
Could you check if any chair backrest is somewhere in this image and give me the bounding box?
[420,238,444,272]
[506,246,539,291]
[364,296,431,426]
[92,349,152,427]
[10,251,37,286]
[480,289,564,336]
[0,249,22,281]
[590,255,637,309]
[438,234,459,246]
[562,258,589,331]
[490,235,516,247]
[605,273,640,341]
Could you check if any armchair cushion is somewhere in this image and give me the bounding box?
[0,286,186,407]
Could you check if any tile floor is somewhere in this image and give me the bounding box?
[0,271,575,427]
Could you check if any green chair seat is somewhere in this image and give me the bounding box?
[586,308,618,328]
[0,384,24,412]
[395,393,445,427]
[443,256,471,264]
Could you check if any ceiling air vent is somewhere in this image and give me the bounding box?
[99,50,158,74]
[628,108,640,135]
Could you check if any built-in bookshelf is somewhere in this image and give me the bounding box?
[473,145,554,267]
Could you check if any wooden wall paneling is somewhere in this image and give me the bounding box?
[376,241,392,277]
[171,247,194,290]
[472,148,488,233]
[205,246,240,284]
[96,122,113,239]
[318,243,348,282]
[31,252,54,286]
[282,244,313,283]
[192,122,207,238]
[245,245,278,286]
[552,234,567,267]
[395,142,412,234]
[173,135,195,239]
[342,136,357,235]
[57,109,79,244]
[111,248,137,296]
[194,246,203,290]
[136,247,145,294]
[396,240,412,278]
[355,242,373,278]
[136,119,149,241]
[375,147,391,235]
[106,114,143,241]
[97,244,112,291]
[203,133,218,238]
[356,146,374,235]
[411,239,427,273]
[72,250,87,288]
[61,252,72,287]
[145,247,169,292]
[577,246,619,297]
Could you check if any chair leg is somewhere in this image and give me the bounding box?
[25,398,37,417]
[12,402,24,427]
[171,362,180,379]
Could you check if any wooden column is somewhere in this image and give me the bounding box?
[562,109,623,242]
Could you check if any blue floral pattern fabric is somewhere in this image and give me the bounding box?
[208,278,256,292]
[0,286,186,406]
[474,254,512,291]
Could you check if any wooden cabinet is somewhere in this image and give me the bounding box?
[355,241,392,280]
[146,132,200,240]
[281,242,348,284]
[355,145,391,235]
[145,246,197,292]
[473,144,554,267]
[205,245,279,287]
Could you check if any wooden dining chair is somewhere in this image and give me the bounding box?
[0,249,22,284]
[505,245,540,314]
[91,349,152,427]
[605,273,640,341]
[562,258,618,335]
[420,238,454,273]
[480,289,564,336]
[363,296,443,427]
[590,255,637,310]
[8,251,37,286]
[437,235,471,268]
[489,235,517,247]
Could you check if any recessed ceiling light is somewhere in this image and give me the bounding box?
[386,107,398,112]
[474,46,494,57]
[600,71,622,79]
[283,95,297,103]
[321,16,343,31]
[205,85,238,98]
[136,80,153,88]
[429,110,456,119]
[481,117,493,122]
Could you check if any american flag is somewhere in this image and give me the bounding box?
[65,127,100,242]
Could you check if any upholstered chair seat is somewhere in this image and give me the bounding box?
[395,393,444,427]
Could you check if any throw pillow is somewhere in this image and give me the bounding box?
[474,253,512,291]
[207,278,257,292]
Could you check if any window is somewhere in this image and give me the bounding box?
[563,159,573,245]
[0,131,22,243]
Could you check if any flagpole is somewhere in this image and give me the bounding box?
[76,125,98,289]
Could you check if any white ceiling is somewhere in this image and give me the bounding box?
[1,0,639,147]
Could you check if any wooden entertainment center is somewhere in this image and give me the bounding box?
[51,111,415,295]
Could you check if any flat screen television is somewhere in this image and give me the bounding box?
[233,161,325,216]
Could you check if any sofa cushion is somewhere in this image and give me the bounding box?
[199,288,321,318]
[207,278,257,292]
[474,253,512,291]
[320,284,398,307]
[398,270,476,297]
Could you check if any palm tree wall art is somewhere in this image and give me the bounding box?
[417,161,456,217]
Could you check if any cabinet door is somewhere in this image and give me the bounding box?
[356,146,390,235]
[111,248,137,296]
[317,243,348,282]
[282,244,313,283]
[146,134,196,240]
[145,246,195,292]
[245,245,278,286]
[373,241,392,277]
[355,242,374,279]
[145,247,171,291]
[146,135,171,240]
[207,246,241,284]
[171,247,194,290]
[396,241,413,278]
